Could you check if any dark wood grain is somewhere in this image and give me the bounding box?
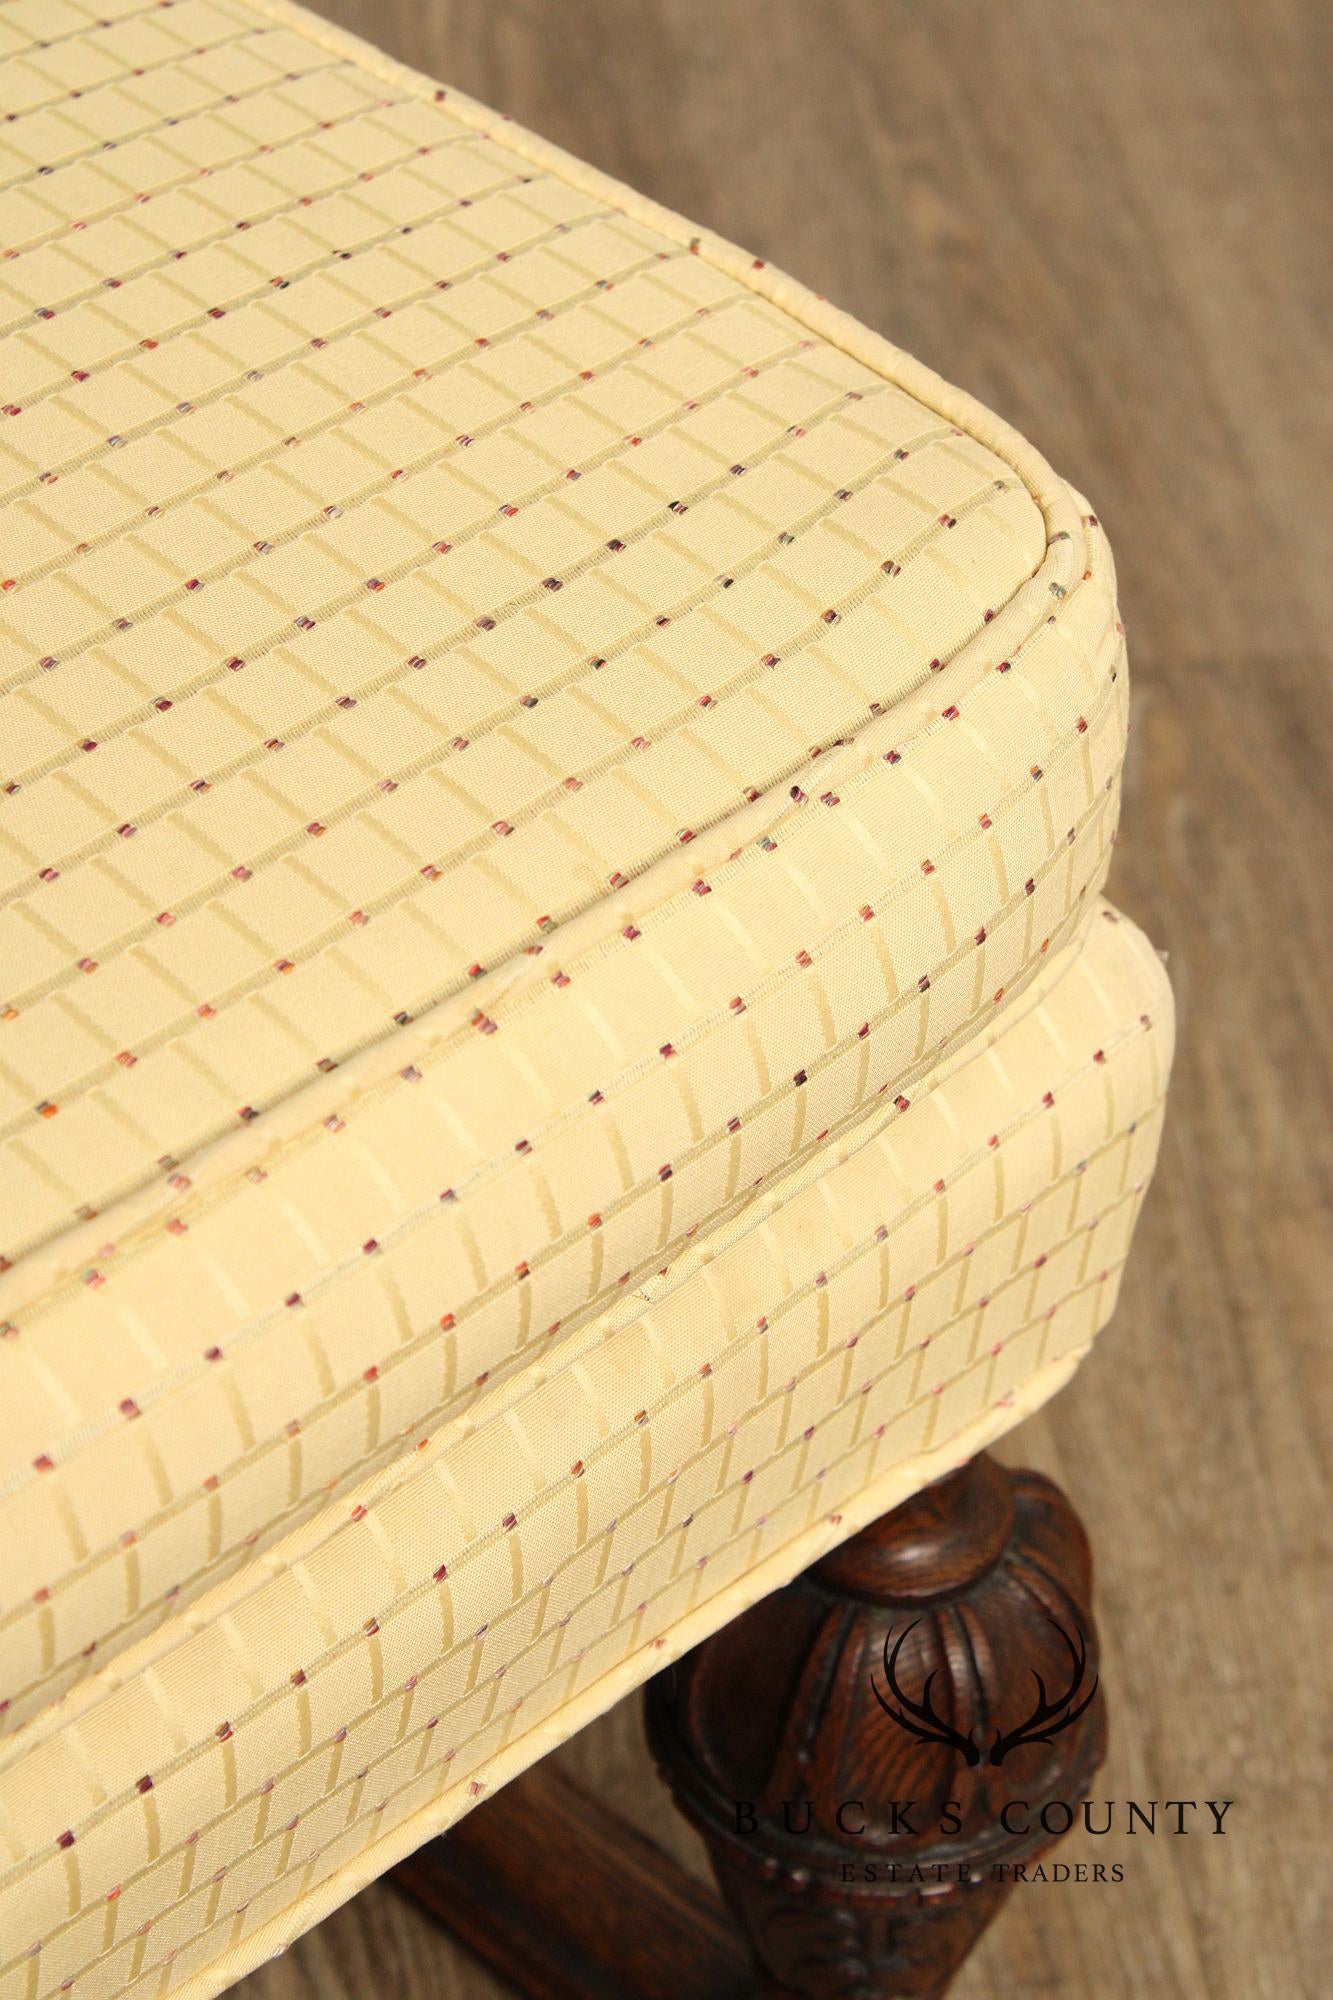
[393,1760,751,2000]
[647,1455,1105,1998]
[238,3,1331,1996]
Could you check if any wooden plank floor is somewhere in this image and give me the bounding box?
[238,3,1331,1995]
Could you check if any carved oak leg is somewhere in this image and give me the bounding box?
[645,1452,1105,2000]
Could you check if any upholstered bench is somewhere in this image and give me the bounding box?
[0,4,1172,1996]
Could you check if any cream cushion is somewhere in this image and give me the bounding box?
[0,3,1172,1995]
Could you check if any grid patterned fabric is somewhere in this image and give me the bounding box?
[0,2,1172,1995]
[0,904,1172,2000]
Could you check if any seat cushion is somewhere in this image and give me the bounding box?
[0,23,1107,1268]
[0,0,1125,1710]
[0,2,1170,1996]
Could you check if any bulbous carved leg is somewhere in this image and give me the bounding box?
[645,1453,1105,2000]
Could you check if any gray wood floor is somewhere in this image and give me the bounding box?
[239,3,1331,1994]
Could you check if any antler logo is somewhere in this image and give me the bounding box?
[871,1616,1098,1767]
